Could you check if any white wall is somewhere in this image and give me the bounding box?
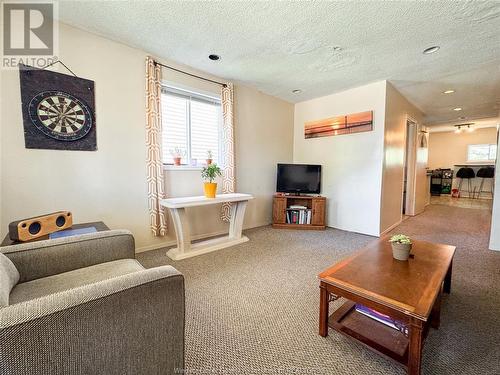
[293,81,387,236]
[0,23,294,250]
[489,120,500,251]
[381,83,424,233]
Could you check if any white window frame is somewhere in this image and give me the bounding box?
[161,85,223,170]
[466,144,497,163]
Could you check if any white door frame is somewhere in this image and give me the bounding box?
[403,116,418,216]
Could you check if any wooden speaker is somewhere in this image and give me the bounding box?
[8,211,73,242]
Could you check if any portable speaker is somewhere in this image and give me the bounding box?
[8,211,73,242]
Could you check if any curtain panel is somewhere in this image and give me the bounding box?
[221,83,235,221]
[145,57,167,236]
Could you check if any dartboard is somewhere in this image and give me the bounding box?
[28,91,93,141]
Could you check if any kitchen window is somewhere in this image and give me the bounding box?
[161,86,222,166]
[467,144,497,162]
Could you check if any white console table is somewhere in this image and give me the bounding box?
[160,193,254,260]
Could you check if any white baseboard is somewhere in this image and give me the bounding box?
[380,219,403,236]
[135,221,271,254]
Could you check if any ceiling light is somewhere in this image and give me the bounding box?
[333,46,342,52]
[292,89,302,94]
[208,54,220,61]
[423,46,440,54]
[453,107,462,111]
[454,126,462,134]
[458,116,466,120]
[442,89,455,94]
[467,125,474,132]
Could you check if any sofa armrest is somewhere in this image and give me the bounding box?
[0,265,185,375]
[0,230,135,283]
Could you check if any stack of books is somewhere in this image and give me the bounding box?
[286,205,312,225]
[355,304,408,335]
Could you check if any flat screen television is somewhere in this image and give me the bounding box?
[276,164,321,194]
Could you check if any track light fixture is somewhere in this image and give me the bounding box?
[454,123,474,134]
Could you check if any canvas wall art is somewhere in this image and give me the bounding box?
[304,110,373,139]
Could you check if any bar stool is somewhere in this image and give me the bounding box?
[456,167,475,198]
[476,167,495,198]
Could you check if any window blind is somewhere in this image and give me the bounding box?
[161,88,221,165]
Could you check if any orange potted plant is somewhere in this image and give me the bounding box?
[201,163,222,198]
[170,147,186,166]
[206,150,213,165]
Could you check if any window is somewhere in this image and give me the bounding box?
[467,144,497,162]
[161,86,222,166]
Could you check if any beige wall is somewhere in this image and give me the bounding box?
[380,83,424,233]
[161,82,294,251]
[0,23,294,250]
[428,127,498,169]
[293,81,387,236]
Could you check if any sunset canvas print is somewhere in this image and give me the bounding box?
[304,110,373,139]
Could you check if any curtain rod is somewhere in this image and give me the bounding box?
[154,61,227,88]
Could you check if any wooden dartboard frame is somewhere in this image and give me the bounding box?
[19,64,96,151]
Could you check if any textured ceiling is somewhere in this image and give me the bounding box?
[58,1,500,125]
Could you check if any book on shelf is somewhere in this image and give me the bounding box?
[355,304,408,335]
[285,209,312,225]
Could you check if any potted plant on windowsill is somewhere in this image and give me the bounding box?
[201,163,222,198]
[389,234,412,261]
[170,147,186,166]
[206,150,213,165]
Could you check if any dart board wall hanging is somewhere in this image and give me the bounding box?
[19,64,97,151]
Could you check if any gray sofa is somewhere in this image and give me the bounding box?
[0,230,184,375]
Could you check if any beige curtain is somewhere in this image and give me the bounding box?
[221,83,235,221]
[145,57,167,236]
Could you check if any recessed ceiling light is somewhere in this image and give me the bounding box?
[453,107,462,111]
[458,116,466,120]
[208,54,220,61]
[442,89,455,94]
[292,89,302,94]
[423,46,440,54]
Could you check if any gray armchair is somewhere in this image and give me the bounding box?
[0,230,184,375]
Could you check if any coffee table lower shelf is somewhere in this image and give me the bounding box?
[328,301,409,365]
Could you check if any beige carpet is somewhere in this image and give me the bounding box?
[137,204,500,375]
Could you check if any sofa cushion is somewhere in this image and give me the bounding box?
[0,252,20,307]
[9,259,144,304]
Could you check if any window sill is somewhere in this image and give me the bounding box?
[163,165,204,171]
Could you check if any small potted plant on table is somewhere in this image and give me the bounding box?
[389,234,412,261]
[206,150,213,165]
[201,163,222,198]
[170,147,186,166]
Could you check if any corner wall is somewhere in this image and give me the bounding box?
[293,81,387,236]
[380,82,424,233]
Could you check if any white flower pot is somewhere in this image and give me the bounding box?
[391,243,412,261]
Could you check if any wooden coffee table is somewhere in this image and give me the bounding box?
[318,238,455,375]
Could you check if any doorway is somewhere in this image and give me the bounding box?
[403,117,429,217]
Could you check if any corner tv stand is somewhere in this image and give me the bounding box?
[272,195,326,230]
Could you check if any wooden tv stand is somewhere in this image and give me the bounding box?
[272,195,326,230]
